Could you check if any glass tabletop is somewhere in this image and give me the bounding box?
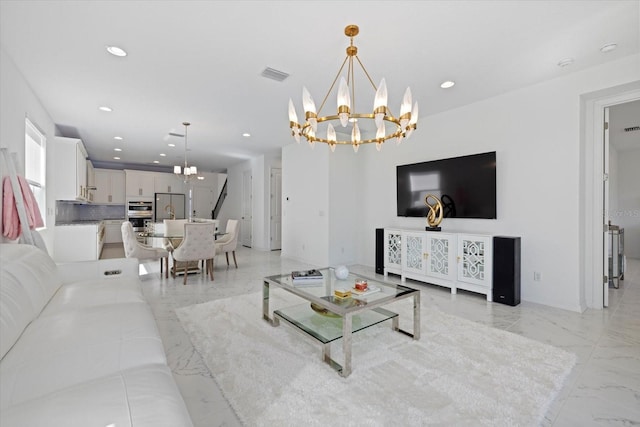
[264,267,417,316]
[138,232,227,239]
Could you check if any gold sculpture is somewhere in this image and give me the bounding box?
[424,194,443,230]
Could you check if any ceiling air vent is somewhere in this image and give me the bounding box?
[624,126,640,132]
[261,67,289,82]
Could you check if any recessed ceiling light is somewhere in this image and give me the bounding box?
[114,136,123,140]
[113,156,120,160]
[557,58,574,67]
[242,133,251,137]
[153,160,160,164]
[106,46,127,57]
[114,148,122,152]
[197,176,205,180]
[159,153,166,157]
[98,106,113,112]
[600,43,617,53]
[440,81,455,89]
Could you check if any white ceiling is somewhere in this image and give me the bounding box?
[1,1,638,172]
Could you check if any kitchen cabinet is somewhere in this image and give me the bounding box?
[94,169,125,204]
[155,173,184,194]
[125,170,155,198]
[104,219,124,243]
[53,222,104,262]
[86,160,95,202]
[53,137,88,202]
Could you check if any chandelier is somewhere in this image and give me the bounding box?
[173,122,198,180]
[288,24,419,153]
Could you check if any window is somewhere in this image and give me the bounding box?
[25,118,46,227]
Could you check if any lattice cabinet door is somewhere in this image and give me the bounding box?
[425,233,456,281]
[384,229,403,273]
[402,231,428,275]
[457,234,493,287]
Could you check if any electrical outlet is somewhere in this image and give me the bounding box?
[533,272,541,282]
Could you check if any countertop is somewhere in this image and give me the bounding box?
[55,218,125,226]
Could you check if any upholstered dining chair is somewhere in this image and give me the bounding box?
[171,222,216,285]
[163,219,188,277]
[215,219,239,268]
[121,221,169,278]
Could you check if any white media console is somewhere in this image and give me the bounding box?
[383,228,493,301]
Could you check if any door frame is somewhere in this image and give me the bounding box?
[581,82,640,309]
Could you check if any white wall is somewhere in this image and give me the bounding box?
[328,147,360,266]
[281,143,330,266]
[616,149,640,258]
[0,48,57,251]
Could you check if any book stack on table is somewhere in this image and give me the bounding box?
[291,269,323,286]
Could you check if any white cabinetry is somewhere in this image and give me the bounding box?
[154,173,184,194]
[457,234,493,293]
[94,169,125,204]
[383,229,403,276]
[54,137,88,202]
[54,223,102,262]
[384,228,493,301]
[86,160,95,203]
[425,233,457,281]
[402,231,428,276]
[125,170,155,197]
[104,219,124,243]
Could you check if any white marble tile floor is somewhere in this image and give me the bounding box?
[134,247,640,426]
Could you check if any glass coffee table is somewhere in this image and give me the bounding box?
[263,268,420,377]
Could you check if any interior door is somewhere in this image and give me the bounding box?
[603,107,610,308]
[270,168,282,250]
[193,186,212,219]
[241,169,252,248]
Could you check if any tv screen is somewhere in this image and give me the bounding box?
[396,151,496,219]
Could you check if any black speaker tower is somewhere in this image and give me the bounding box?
[375,228,384,274]
[492,236,521,306]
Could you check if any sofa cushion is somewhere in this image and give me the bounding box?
[0,302,166,408]
[41,277,146,316]
[0,364,193,427]
[0,244,62,359]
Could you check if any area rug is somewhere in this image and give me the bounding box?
[176,291,576,426]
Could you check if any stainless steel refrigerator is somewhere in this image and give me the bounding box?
[154,193,186,221]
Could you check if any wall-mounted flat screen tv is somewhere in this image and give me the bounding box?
[396,151,497,219]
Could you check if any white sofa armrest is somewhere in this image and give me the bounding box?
[56,258,139,284]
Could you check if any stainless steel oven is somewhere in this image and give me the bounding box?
[127,200,153,231]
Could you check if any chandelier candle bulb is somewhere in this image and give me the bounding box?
[337,77,351,127]
[373,78,388,128]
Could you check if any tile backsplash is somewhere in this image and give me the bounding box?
[56,202,125,223]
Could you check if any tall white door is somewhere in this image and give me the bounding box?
[193,185,213,219]
[603,107,610,307]
[241,169,252,248]
[270,168,282,250]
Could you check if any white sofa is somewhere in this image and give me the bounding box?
[0,243,193,427]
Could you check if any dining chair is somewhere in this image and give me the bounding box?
[215,219,239,268]
[172,222,216,285]
[163,219,188,277]
[121,221,169,278]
